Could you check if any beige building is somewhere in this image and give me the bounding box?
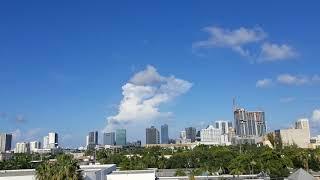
[275,118,310,148]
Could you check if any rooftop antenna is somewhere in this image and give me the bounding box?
[233,97,237,111]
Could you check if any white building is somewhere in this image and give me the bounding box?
[215,120,231,134]
[80,164,116,180]
[0,164,116,180]
[200,125,222,145]
[48,132,58,149]
[43,132,58,149]
[86,135,89,148]
[295,118,310,130]
[29,141,41,153]
[310,135,320,149]
[15,142,30,153]
[43,136,49,149]
[107,169,156,180]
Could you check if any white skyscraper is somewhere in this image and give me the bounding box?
[15,142,30,153]
[48,132,58,149]
[43,136,49,149]
[86,135,89,148]
[30,141,41,152]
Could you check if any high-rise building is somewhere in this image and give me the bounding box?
[15,142,30,153]
[146,126,160,144]
[180,130,186,140]
[43,132,58,149]
[185,127,196,142]
[161,124,169,144]
[103,132,115,145]
[29,141,41,153]
[88,131,98,149]
[48,132,58,149]
[116,129,126,146]
[43,136,49,149]
[86,135,89,147]
[234,108,266,137]
[215,120,231,134]
[227,127,236,142]
[228,122,233,129]
[0,133,12,152]
[200,125,222,144]
[295,118,310,130]
[196,130,201,141]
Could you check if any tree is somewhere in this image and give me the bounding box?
[228,154,251,175]
[267,133,275,148]
[36,154,82,180]
[175,168,186,176]
[259,150,292,178]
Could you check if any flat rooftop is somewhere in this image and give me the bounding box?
[111,169,155,174]
[0,169,35,177]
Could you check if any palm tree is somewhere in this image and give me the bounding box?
[36,154,83,180]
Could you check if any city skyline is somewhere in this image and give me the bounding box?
[1,1,320,147]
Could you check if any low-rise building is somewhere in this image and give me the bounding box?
[309,135,320,149]
[144,143,196,150]
[107,169,156,180]
[0,164,116,180]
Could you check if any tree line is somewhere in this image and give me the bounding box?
[1,144,320,179]
[94,144,320,178]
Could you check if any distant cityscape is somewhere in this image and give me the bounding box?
[1,104,319,157]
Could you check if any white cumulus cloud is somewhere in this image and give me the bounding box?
[193,26,266,57]
[256,78,273,88]
[260,43,298,61]
[105,65,192,130]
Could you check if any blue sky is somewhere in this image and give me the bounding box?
[1,1,320,147]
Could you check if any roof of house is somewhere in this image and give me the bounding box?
[288,168,316,180]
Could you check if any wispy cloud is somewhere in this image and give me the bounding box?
[193,26,297,62]
[277,74,309,85]
[257,74,320,87]
[193,26,266,57]
[256,78,273,88]
[276,74,320,85]
[280,97,296,103]
[11,128,43,142]
[104,65,192,131]
[260,43,298,61]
